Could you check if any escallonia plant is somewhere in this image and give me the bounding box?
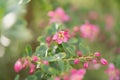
[14,23,108,80]
[14,7,108,80]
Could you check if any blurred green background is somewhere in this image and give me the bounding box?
[0,0,120,80]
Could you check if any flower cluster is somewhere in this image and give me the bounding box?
[14,7,110,80]
[73,52,108,69]
[14,56,49,74]
[14,58,36,74]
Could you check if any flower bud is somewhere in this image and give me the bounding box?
[84,62,89,68]
[42,60,49,65]
[74,59,79,64]
[32,56,39,62]
[100,58,108,65]
[29,63,36,74]
[14,59,23,73]
[94,52,101,57]
[46,36,52,43]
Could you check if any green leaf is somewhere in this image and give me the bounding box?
[114,55,120,68]
[46,23,57,35]
[37,36,46,43]
[78,43,90,55]
[14,74,19,80]
[35,44,47,57]
[41,65,58,75]
[25,45,32,56]
[68,38,78,44]
[34,70,42,80]
[43,52,66,62]
[26,75,37,80]
[57,60,64,72]
[62,43,76,57]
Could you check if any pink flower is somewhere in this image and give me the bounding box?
[74,59,79,64]
[53,31,70,44]
[42,60,49,66]
[84,62,89,68]
[32,56,39,62]
[48,7,70,23]
[14,59,23,73]
[106,63,120,80]
[100,58,108,65]
[29,63,36,74]
[70,69,86,80]
[80,22,99,41]
[94,52,101,57]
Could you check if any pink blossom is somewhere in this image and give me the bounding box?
[100,58,108,65]
[32,56,39,62]
[83,62,89,68]
[48,7,70,23]
[29,63,36,74]
[80,22,99,41]
[106,63,120,80]
[53,31,70,44]
[94,52,101,57]
[70,69,86,80]
[74,59,79,64]
[14,59,23,73]
[42,60,49,66]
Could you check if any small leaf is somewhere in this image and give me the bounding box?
[37,36,46,43]
[25,45,32,56]
[62,43,76,57]
[68,38,78,44]
[46,23,57,35]
[57,60,64,72]
[26,75,37,80]
[35,44,47,57]
[41,64,58,75]
[43,52,66,62]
